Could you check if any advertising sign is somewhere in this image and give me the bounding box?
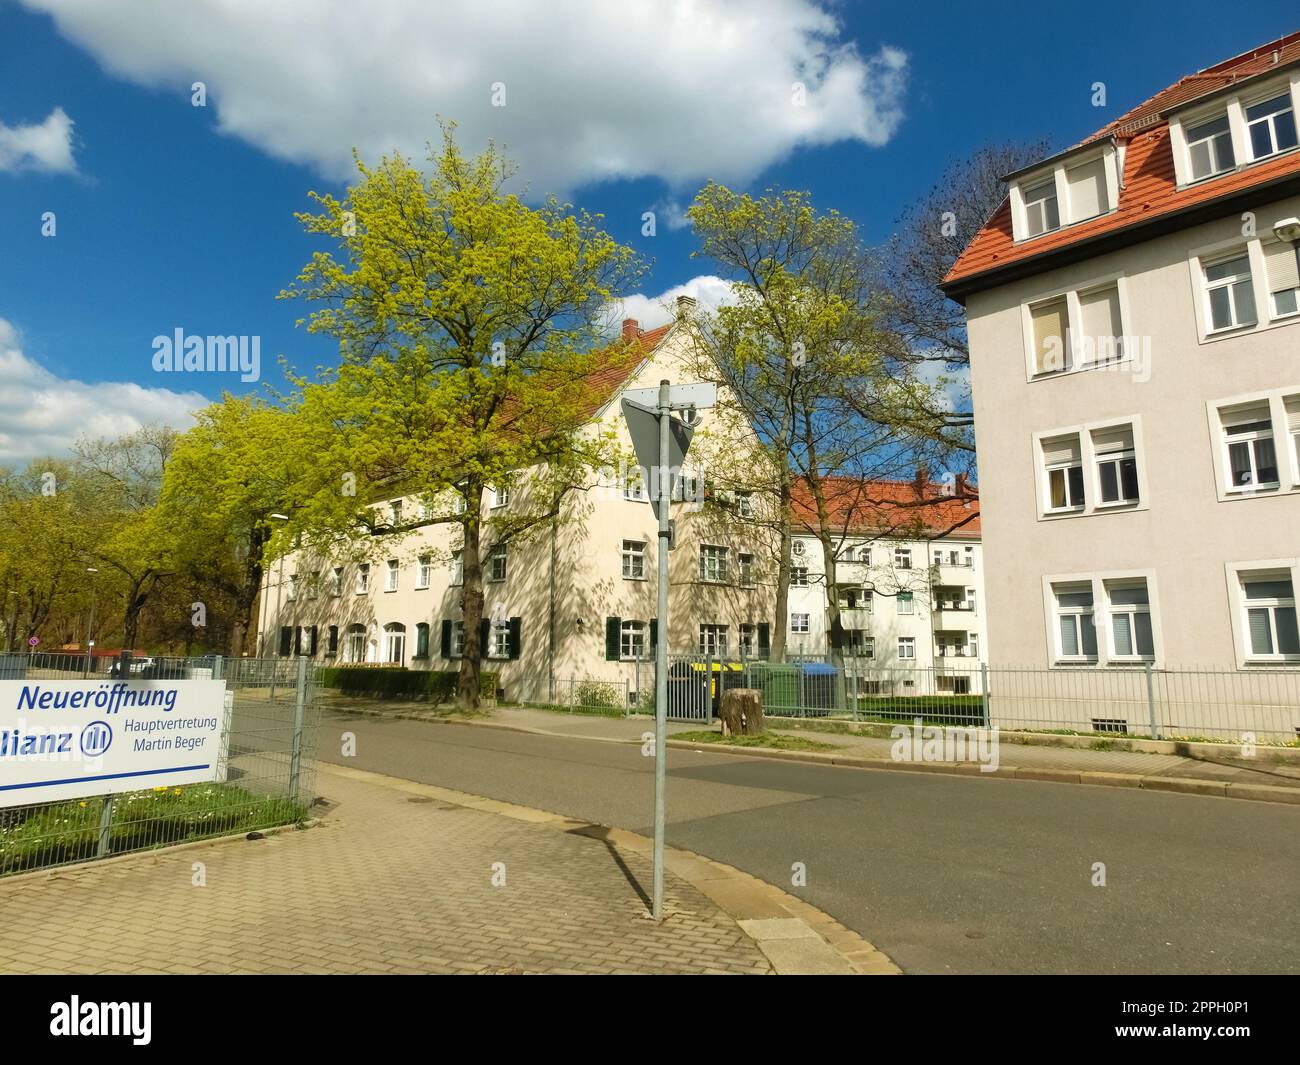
[0,678,231,807]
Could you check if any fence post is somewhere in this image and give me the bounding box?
[96,795,114,858]
[981,662,990,729]
[289,655,308,802]
[212,654,224,682]
[1145,661,1160,740]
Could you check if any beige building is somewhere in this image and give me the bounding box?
[944,32,1300,675]
[258,303,777,706]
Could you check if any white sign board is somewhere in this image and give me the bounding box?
[0,679,231,808]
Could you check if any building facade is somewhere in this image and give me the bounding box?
[945,32,1300,674]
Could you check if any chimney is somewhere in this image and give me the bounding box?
[622,318,640,339]
[676,294,697,314]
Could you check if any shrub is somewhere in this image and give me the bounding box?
[318,666,497,703]
[573,679,623,710]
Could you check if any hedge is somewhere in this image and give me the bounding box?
[318,666,497,702]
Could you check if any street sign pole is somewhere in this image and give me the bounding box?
[652,379,670,921]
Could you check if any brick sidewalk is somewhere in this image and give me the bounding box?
[0,765,779,975]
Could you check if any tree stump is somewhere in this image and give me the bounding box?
[719,688,764,736]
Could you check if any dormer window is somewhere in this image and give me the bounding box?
[1246,93,1298,160]
[1186,114,1235,180]
[1023,178,1060,237]
[1064,156,1110,222]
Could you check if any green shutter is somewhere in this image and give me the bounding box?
[757,622,771,660]
[649,618,658,650]
[509,617,521,660]
[440,620,452,658]
[279,627,292,657]
[479,618,490,662]
[605,616,621,661]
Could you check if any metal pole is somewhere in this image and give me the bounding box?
[290,655,308,801]
[96,795,114,858]
[652,379,671,922]
[1145,661,1159,740]
[981,661,991,729]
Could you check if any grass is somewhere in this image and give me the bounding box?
[671,729,838,752]
[0,782,311,876]
[516,701,628,719]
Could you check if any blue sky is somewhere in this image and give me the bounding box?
[2,0,1297,462]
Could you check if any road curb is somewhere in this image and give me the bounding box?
[313,761,900,975]
[664,738,1300,805]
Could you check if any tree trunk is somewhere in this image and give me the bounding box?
[229,526,267,658]
[770,481,793,662]
[457,482,485,709]
[719,688,764,735]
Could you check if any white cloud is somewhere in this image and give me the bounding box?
[0,107,77,174]
[608,275,741,333]
[0,319,205,466]
[23,0,907,195]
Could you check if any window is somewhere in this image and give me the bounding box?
[1029,296,1070,374]
[698,624,728,656]
[415,623,430,658]
[896,591,914,615]
[897,637,915,660]
[1053,584,1098,660]
[838,586,871,610]
[736,492,754,519]
[383,623,406,665]
[739,624,756,658]
[287,573,298,601]
[1065,156,1110,222]
[1245,93,1298,160]
[858,546,872,564]
[699,544,729,583]
[1290,397,1300,480]
[1106,580,1154,660]
[1022,178,1059,237]
[491,625,511,659]
[306,572,319,599]
[356,563,370,594]
[622,465,645,501]
[450,550,463,586]
[1221,405,1279,490]
[622,540,646,580]
[1077,284,1123,364]
[385,559,399,591]
[620,620,646,660]
[491,485,510,509]
[345,624,366,663]
[894,547,912,570]
[789,567,809,587]
[331,567,344,596]
[327,625,339,656]
[390,499,403,525]
[1042,435,1085,511]
[1093,426,1140,506]
[488,545,507,582]
[1186,114,1236,180]
[1241,573,1300,659]
[790,613,810,634]
[450,621,465,658]
[416,555,432,589]
[738,552,755,586]
[846,632,874,658]
[1263,240,1300,319]
[1203,253,1257,332]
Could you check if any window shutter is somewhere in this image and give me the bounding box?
[479,619,490,661]
[279,627,292,657]
[1263,240,1300,293]
[757,622,771,660]
[1092,425,1134,455]
[328,625,338,654]
[509,617,522,660]
[1030,298,1069,373]
[605,616,621,661]
[308,626,318,655]
[1065,156,1109,221]
[1078,285,1122,354]
[440,620,452,658]
[293,627,302,655]
[416,623,429,658]
[648,618,658,650]
[1041,434,1082,465]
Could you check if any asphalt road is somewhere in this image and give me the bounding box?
[309,710,1300,974]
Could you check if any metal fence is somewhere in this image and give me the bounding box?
[0,655,320,877]
[566,654,1300,743]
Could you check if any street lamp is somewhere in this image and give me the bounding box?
[84,567,99,678]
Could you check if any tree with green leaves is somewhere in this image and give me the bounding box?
[280,126,644,706]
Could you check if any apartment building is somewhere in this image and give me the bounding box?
[943,31,1300,672]
[258,301,777,704]
[784,478,985,680]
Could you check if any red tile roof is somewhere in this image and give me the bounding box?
[944,30,1300,293]
[581,321,672,418]
[790,475,980,540]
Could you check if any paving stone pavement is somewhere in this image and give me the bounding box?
[0,766,774,975]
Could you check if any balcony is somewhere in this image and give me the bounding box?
[932,601,977,628]
[838,608,873,629]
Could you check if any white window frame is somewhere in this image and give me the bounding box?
[450,550,463,586]
[622,465,645,501]
[1187,235,1289,345]
[736,491,755,519]
[790,613,810,634]
[1033,417,1150,521]
[416,555,432,589]
[1008,145,1120,242]
[739,624,756,658]
[1103,579,1155,663]
[488,544,507,582]
[490,625,512,660]
[1041,570,1163,668]
[490,485,511,509]
[789,567,809,588]
[894,547,912,570]
[897,637,915,661]
[385,559,399,592]
[1020,272,1134,381]
[738,551,755,587]
[1225,559,1300,667]
[620,620,647,661]
[896,591,914,616]
[699,544,729,584]
[383,623,406,665]
[1201,250,1258,334]
[1243,89,1299,162]
[1207,389,1300,500]
[698,624,728,657]
[450,621,465,658]
[355,563,370,594]
[621,539,646,580]
[331,567,344,597]
[1169,72,1300,187]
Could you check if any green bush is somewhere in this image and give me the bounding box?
[318,666,497,703]
[573,679,623,710]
